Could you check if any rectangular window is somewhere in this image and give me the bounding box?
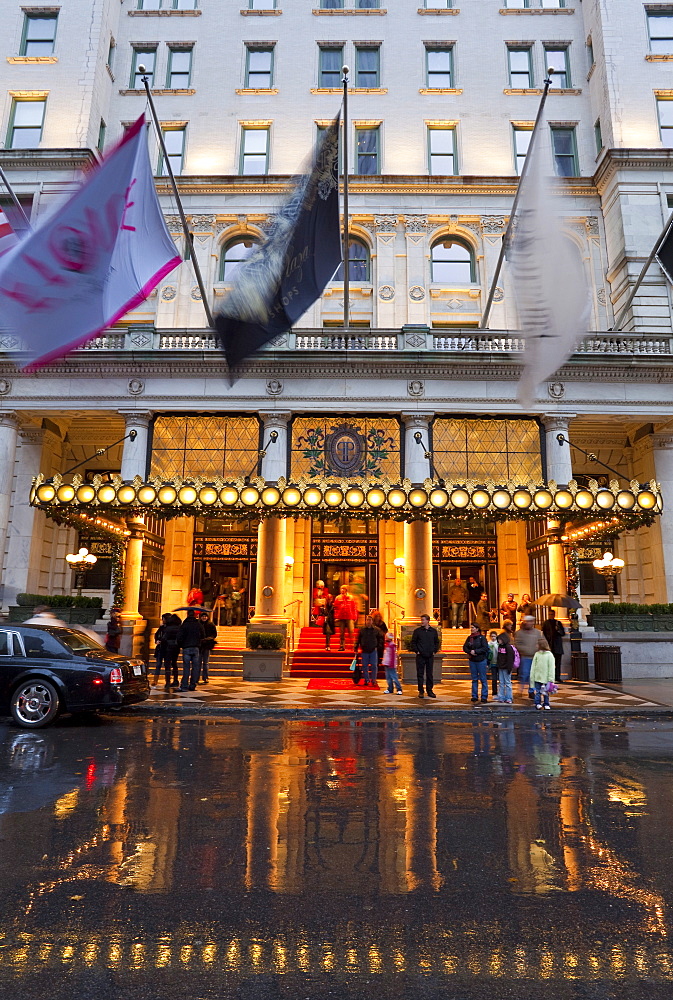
[321,0,343,7]
[355,126,379,174]
[426,47,453,88]
[504,0,530,7]
[7,98,46,148]
[319,46,343,87]
[545,46,570,88]
[246,46,274,88]
[355,46,379,87]
[658,99,673,145]
[159,126,186,176]
[131,47,156,88]
[541,0,565,7]
[586,37,594,68]
[594,118,603,154]
[107,38,116,71]
[356,0,380,7]
[551,126,578,176]
[167,47,192,88]
[508,47,532,88]
[173,0,198,8]
[138,0,161,8]
[98,118,106,151]
[250,0,276,7]
[426,0,452,7]
[20,14,58,56]
[240,127,269,174]
[513,126,532,175]
[428,127,456,174]
[649,13,673,54]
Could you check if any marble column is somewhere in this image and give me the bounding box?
[250,516,288,631]
[4,426,50,607]
[401,412,434,485]
[119,411,152,481]
[403,519,434,623]
[653,433,673,601]
[259,412,290,483]
[542,413,575,486]
[0,414,19,596]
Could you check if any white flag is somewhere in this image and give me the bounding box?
[509,127,591,408]
[0,207,18,257]
[0,116,180,368]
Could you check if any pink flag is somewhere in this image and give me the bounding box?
[0,207,18,257]
[0,116,181,368]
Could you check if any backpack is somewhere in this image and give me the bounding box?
[512,646,520,671]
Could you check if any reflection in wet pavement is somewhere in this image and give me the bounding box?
[0,716,672,998]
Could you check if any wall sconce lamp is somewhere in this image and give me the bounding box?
[393,557,405,574]
[284,555,295,572]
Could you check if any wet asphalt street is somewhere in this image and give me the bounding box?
[0,715,672,1000]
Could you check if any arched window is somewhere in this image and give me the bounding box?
[219,237,259,280]
[430,238,475,284]
[334,238,370,281]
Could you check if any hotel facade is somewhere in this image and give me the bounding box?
[0,0,672,656]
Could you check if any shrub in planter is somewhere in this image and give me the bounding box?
[401,636,413,651]
[71,596,103,608]
[248,632,284,651]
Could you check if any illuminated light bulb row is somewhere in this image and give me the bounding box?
[32,480,662,516]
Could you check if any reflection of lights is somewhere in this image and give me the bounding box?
[203,943,217,965]
[369,945,383,972]
[180,944,193,965]
[273,941,287,972]
[53,788,79,819]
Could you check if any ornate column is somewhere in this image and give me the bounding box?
[250,516,288,630]
[401,413,434,622]
[402,412,434,485]
[0,414,19,593]
[259,412,290,483]
[541,415,577,618]
[119,411,152,481]
[653,433,673,601]
[122,520,144,620]
[403,216,429,325]
[4,426,52,607]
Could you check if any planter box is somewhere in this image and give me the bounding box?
[8,606,103,625]
[591,614,673,632]
[242,649,285,681]
[653,615,673,632]
[400,652,443,684]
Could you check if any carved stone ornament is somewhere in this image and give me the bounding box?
[378,285,395,301]
[189,215,216,232]
[266,379,284,396]
[448,298,462,310]
[129,331,152,348]
[161,285,177,302]
[409,285,426,301]
[597,287,607,305]
[547,382,565,400]
[481,216,506,234]
[375,215,397,232]
[269,335,287,348]
[404,216,428,233]
[493,287,505,302]
[405,332,426,348]
[0,336,20,351]
[190,286,202,301]
[128,379,145,396]
[164,215,182,233]
[585,217,599,236]
[0,380,11,395]
[408,379,425,397]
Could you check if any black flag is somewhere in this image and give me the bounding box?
[216,114,341,367]
[656,221,673,284]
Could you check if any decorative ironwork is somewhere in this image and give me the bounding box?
[432,417,543,482]
[151,414,260,480]
[292,416,400,479]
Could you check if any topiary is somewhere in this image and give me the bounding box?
[248,632,284,650]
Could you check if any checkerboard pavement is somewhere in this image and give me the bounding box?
[138,677,668,714]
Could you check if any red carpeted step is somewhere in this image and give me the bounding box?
[290,626,365,678]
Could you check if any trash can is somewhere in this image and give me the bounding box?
[571,651,589,681]
[594,645,622,683]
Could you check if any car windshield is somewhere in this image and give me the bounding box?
[41,628,105,653]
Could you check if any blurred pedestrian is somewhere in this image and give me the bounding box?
[467,576,484,622]
[161,613,181,687]
[334,585,357,651]
[323,600,335,651]
[153,613,171,687]
[177,609,205,691]
[199,611,217,684]
[496,631,515,705]
[187,586,203,608]
[449,578,467,628]
[105,608,122,654]
[487,628,499,696]
[475,594,491,630]
[518,593,534,622]
[542,609,566,683]
[23,605,68,627]
[530,637,556,710]
[500,593,518,625]
[514,615,544,700]
[410,614,440,698]
[463,623,489,704]
[355,615,380,687]
[382,631,403,694]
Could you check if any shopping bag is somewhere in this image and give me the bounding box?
[349,657,357,671]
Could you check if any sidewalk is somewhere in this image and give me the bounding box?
[124,675,673,717]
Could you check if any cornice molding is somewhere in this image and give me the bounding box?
[594,147,673,193]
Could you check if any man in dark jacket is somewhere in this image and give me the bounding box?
[177,609,205,691]
[355,616,381,687]
[105,608,122,653]
[410,614,441,698]
[463,623,490,703]
[542,610,566,683]
[199,611,217,684]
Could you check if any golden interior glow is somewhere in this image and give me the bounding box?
[638,490,657,510]
[37,483,56,503]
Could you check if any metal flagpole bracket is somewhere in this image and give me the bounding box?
[140,71,214,329]
[556,432,628,483]
[341,65,350,334]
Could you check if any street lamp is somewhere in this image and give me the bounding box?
[66,546,97,597]
[592,551,625,603]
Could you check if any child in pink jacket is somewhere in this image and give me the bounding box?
[382,632,403,694]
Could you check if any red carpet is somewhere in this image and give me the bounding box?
[307,678,380,690]
[290,626,364,678]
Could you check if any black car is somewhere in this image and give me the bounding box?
[0,625,150,728]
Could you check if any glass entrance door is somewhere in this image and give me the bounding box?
[319,564,375,627]
[310,517,379,627]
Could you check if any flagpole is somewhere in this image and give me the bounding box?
[612,211,673,331]
[0,164,32,231]
[480,72,553,330]
[342,65,350,332]
[139,71,214,328]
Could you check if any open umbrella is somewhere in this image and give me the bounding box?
[532,593,582,610]
[172,605,210,614]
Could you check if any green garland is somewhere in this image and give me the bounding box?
[111,542,125,607]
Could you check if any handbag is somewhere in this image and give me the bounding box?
[349,657,357,672]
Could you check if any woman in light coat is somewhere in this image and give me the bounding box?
[529,638,556,710]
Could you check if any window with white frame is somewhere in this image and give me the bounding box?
[131,47,156,88]
[508,47,533,88]
[245,46,274,88]
[545,46,570,88]
[20,14,58,56]
[240,127,270,173]
[321,0,343,8]
[7,98,46,148]
[159,126,186,175]
[428,127,456,174]
[541,0,565,8]
[138,1,198,8]
[512,126,532,174]
[167,47,193,88]
[648,12,673,54]
[425,47,453,88]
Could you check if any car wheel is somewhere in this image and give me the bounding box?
[10,679,61,729]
